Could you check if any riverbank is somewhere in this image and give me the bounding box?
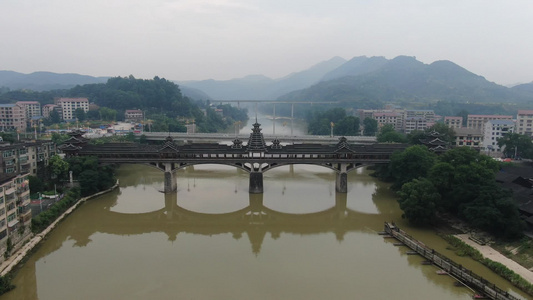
[0,181,119,277]
[455,234,533,284]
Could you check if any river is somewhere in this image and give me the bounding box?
[0,116,529,300]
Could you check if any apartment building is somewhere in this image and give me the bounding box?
[452,127,483,150]
[0,173,31,246]
[482,119,515,154]
[405,110,435,122]
[0,141,57,176]
[0,104,26,132]
[15,101,41,120]
[42,104,59,118]
[516,110,533,137]
[55,98,89,120]
[466,114,513,131]
[373,112,403,131]
[404,117,431,134]
[125,110,143,122]
[444,116,463,129]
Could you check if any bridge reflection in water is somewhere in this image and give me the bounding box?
[68,190,390,255]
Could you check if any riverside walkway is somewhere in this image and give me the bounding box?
[384,222,522,300]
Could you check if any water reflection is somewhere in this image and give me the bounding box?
[3,164,528,300]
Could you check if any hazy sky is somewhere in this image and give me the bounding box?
[2,0,532,85]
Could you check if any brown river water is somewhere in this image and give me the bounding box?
[0,163,529,300]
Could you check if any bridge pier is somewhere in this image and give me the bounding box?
[163,163,177,193]
[336,172,348,193]
[249,172,264,194]
[335,163,348,193]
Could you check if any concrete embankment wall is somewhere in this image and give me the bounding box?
[0,181,119,277]
[384,222,519,300]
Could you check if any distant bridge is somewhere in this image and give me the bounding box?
[136,132,377,144]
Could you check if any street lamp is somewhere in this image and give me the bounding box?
[38,192,42,212]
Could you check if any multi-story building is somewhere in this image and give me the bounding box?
[0,173,31,248]
[444,116,463,129]
[373,112,403,131]
[452,127,483,150]
[55,98,89,121]
[0,141,57,176]
[482,119,515,155]
[405,110,435,122]
[125,110,143,122]
[0,104,26,132]
[15,101,41,120]
[466,114,513,131]
[516,110,533,137]
[42,104,59,118]
[404,117,430,134]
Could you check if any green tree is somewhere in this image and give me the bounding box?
[28,175,44,194]
[388,145,436,190]
[0,133,15,143]
[497,133,533,159]
[456,109,469,127]
[51,132,69,145]
[74,108,86,122]
[363,117,378,136]
[86,110,100,120]
[335,116,360,136]
[99,107,117,121]
[49,155,69,182]
[377,124,407,143]
[50,110,61,124]
[397,178,440,226]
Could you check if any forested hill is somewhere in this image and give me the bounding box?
[68,76,196,114]
[278,56,533,106]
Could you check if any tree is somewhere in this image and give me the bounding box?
[397,178,440,226]
[456,109,469,127]
[99,107,117,121]
[49,155,69,182]
[363,117,378,136]
[377,124,408,143]
[28,176,44,194]
[407,130,426,145]
[51,132,69,145]
[388,145,436,190]
[86,110,100,120]
[50,109,61,124]
[497,133,533,159]
[335,116,360,136]
[74,108,86,122]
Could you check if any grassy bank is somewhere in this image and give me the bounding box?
[442,235,533,296]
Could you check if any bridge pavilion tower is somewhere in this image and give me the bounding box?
[246,122,268,193]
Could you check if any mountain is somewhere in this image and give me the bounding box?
[278,56,531,106]
[0,71,109,91]
[178,56,346,100]
[321,56,388,81]
[511,82,533,93]
[178,85,213,101]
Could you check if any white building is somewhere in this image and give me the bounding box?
[55,98,89,121]
[482,119,515,155]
